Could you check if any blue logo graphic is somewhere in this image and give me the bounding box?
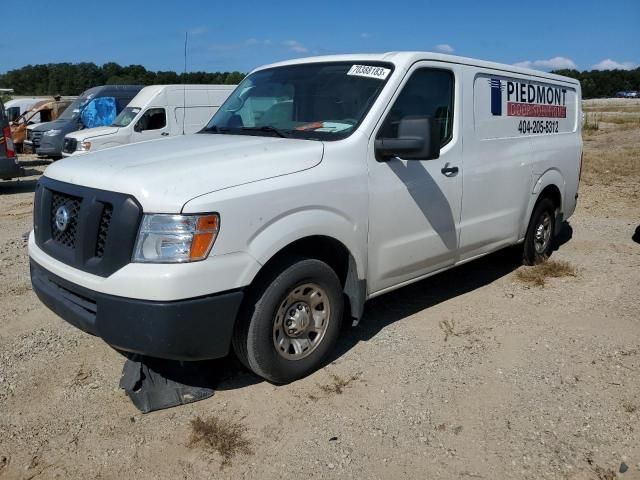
[490,79,503,116]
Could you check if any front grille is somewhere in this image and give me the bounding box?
[51,191,81,248]
[30,130,43,147]
[95,204,113,258]
[34,177,142,278]
[63,138,77,154]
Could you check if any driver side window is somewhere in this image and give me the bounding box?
[379,68,454,147]
[135,108,167,132]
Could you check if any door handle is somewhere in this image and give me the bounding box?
[441,163,459,177]
[161,132,170,136]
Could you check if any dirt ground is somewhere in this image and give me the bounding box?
[0,100,639,480]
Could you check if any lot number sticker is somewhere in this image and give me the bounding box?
[347,65,391,80]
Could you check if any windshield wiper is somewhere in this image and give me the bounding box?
[202,125,231,134]
[240,126,289,138]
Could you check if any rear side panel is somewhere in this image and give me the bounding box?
[459,68,580,260]
[458,69,536,259]
[526,80,582,221]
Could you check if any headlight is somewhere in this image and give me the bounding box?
[78,141,91,151]
[133,214,220,263]
[44,129,62,137]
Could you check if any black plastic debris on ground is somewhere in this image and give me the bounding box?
[119,355,217,413]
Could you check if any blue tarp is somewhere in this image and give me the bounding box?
[80,97,117,128]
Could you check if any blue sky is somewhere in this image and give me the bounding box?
[1,0,638,74]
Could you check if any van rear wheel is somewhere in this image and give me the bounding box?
[522,197,556,265]
[232,257,343,384]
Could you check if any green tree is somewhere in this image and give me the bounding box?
[0,62,246,96]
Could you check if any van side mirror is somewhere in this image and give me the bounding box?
[375,116,440,161]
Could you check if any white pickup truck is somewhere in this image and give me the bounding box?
[29,52,582,384]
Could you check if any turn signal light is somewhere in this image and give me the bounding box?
[190,215,220,260]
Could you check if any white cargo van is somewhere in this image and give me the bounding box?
[61,84,235,156]
[29,52,582,384]
[3,98,47,122]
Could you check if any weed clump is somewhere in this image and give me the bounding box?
[188,415,252,468]
[516,259,576,287]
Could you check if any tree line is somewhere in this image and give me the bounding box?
[550,68,639,98]
[0,62,246,96]
[1,61,639,99]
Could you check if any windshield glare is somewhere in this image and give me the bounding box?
[203,62,393,140]
[112,107,141,127]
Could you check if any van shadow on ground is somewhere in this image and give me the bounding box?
[117,222,574,401]
[331,221,573,363]
[0,157,49,195]
[0,177,39,195]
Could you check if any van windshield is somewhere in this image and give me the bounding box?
[58,95,92,121]
[202,62,393,140]
[112,107,141,127]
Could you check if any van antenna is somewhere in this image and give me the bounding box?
[182,31,188,135]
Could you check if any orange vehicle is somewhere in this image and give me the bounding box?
[11,97,74,153]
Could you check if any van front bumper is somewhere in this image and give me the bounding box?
[30,260,244,361]
[36,135,64,157]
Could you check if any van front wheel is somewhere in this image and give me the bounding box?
[232,257,343,384]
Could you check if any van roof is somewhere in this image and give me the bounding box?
[81,85,144,97]
[127,84,236,107]
[254,52,581,86]
[3,98,48,109]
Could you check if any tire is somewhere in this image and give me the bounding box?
[232,256,344,384]
[522,197,556,265]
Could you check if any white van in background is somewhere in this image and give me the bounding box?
[3,98,48,122]
[61,84,236,156]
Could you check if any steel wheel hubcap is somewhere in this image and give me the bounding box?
[273,283,330,360]
[534,212,552,254]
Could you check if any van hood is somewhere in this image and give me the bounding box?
[44,133,324,212]
[31,119,66,131]
[67,126,119,140]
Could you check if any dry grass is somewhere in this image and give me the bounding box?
[583,112,601,133]
[188,415,252,468]
[515,260,576,287]
[582,144,640,185]
[583,103,640,114]
[602,114,640,125]
[581,102,640,187]
[592,465,617,480]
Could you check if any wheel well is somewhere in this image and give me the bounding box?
[538,184,562,211]
[258,236,351,287]
[249,236,365,320]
